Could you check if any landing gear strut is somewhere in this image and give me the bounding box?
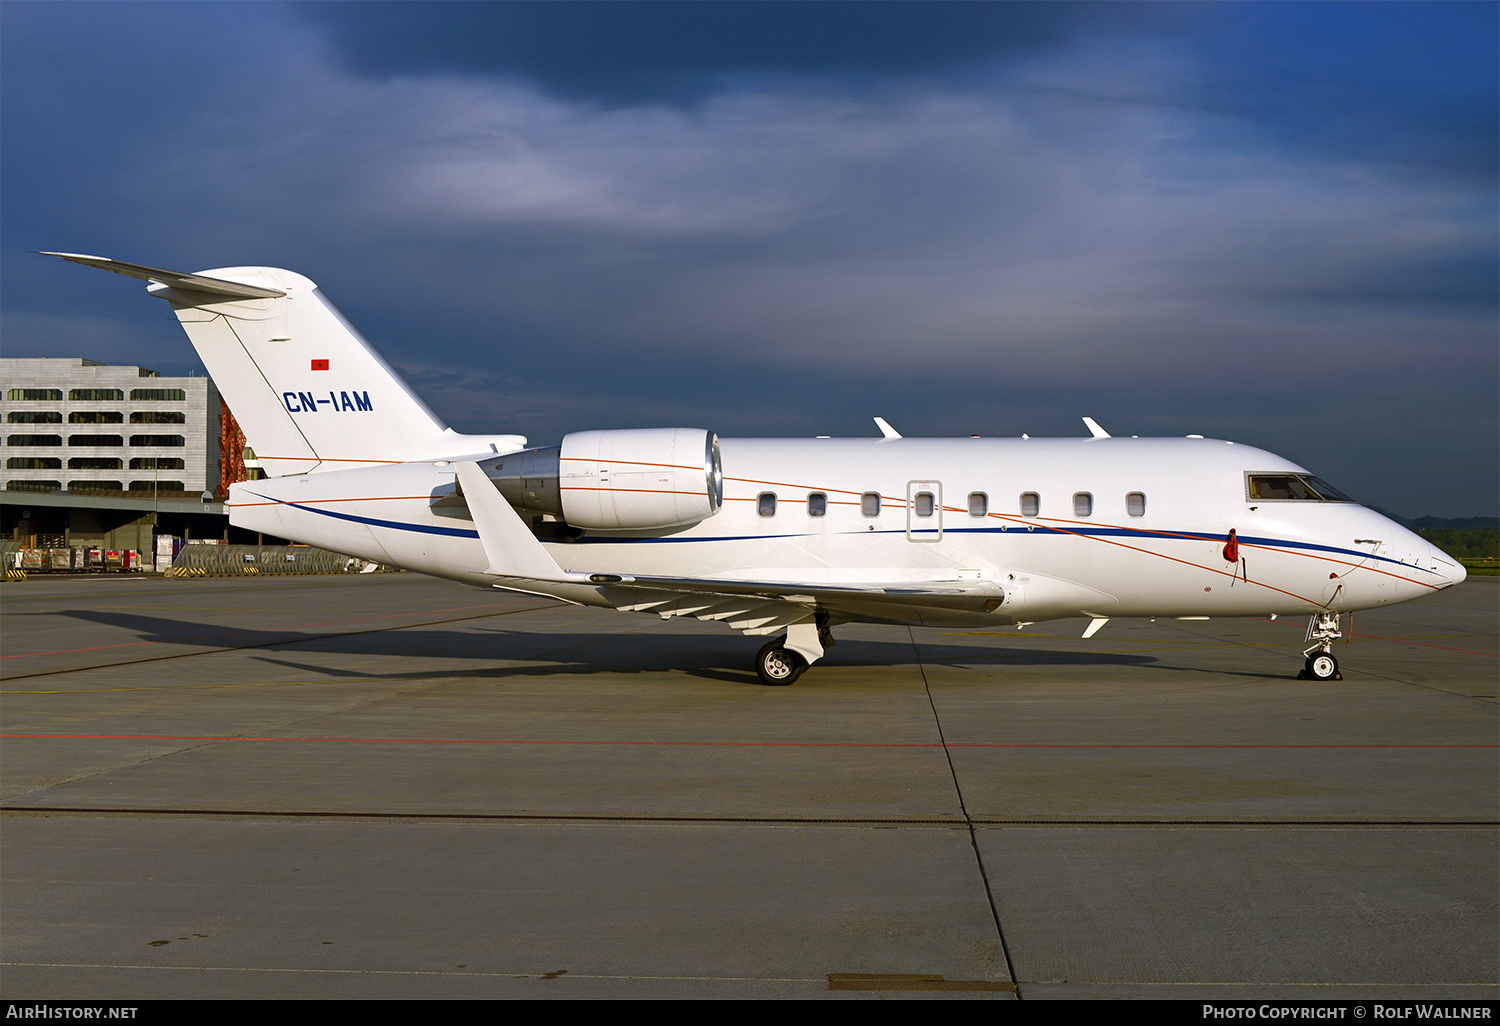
[1299,610,1344,681]
[756,639,807,686]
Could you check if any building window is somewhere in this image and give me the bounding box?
[68,480,122,492]
[69,411,123,424]
[130,388,187,401]
[6,389,62,401]
[913,491,935,517]
[1074,492,1093,517]
[6,480,60,491]
[128,434,185,447]
[1126,492,1146,517]
[807,492,827,517]
[68,434,123,447]
[1020,492,1039,517]
[757,492,777,517]
[129,457,185,470]
[7,457,61,470]
[68,457,122,470]
[861,492,881,517]
[7,434,62,447]
[68,388,124,401]
[7,411,61,424]
[130,411,186,424]
[130,480,184,491]
[968,492,988,517]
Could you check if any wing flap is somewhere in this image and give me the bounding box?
[605,574,1005,611]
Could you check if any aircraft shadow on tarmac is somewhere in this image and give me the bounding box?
[36,606,1210,686]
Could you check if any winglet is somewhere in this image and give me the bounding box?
[873,417,902,440]
[1082,417,1110,439]
[41,252,286,299]
[453,462,569,580]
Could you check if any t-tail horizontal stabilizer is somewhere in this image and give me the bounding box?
[40,252,286,299]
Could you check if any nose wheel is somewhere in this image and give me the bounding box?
[756,639,807,686]
[1303,651,1341,681]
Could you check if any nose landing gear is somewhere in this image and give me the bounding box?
[1299,610,1344,680]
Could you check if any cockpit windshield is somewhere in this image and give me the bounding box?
[1246,473,1355,503]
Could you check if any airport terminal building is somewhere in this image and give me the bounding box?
[3,357,221,495]
[2,357,264,557]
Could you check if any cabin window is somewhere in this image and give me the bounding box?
[861,492,881,517]
[807,492,827,517]
[968,492,988,517]
[913,491,935,517]
[8,412,61,424]
[1073,492,1093,518]
[68,388,124,401]
[1245,473,1355,503]
[757,492,777,517]
[1126,492,1146,517]
[1020,492,1039,517]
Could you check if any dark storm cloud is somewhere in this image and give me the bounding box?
[1185,2,1498,185]
[293,0,1497,186]
[293,0,1170,105]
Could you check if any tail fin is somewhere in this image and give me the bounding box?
[44,253,522,474]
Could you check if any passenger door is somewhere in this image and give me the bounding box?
[906,480,942,542]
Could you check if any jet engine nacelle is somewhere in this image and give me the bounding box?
[487,428,723,530]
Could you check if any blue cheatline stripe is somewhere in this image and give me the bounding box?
[247,493,480,539]
[577,523,1440,578]
[254,493,1439,579]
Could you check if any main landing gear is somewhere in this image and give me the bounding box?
[1299,610,1344,681]
[754,615,835,686]
[756,639,807,686]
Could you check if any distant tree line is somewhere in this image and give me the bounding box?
[1416,528,1498,559]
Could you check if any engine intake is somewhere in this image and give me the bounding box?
[485,428,722,531]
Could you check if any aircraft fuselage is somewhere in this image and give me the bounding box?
[229,435,1461,629]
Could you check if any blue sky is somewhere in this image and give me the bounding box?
[3,1,1495,517]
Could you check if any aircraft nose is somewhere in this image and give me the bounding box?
[1428,543,1466,588]
[1445,557,1468,587]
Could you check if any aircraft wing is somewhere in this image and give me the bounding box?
[599,576,1004,638]
[597,573,1003,611]
[452,460,1004,634]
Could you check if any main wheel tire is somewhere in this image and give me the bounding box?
[1305,652,1340,681]
[756,640,806,686]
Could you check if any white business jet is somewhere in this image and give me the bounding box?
[46,254,1466,684]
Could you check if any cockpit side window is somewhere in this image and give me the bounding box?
[1246,473,1355,502]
